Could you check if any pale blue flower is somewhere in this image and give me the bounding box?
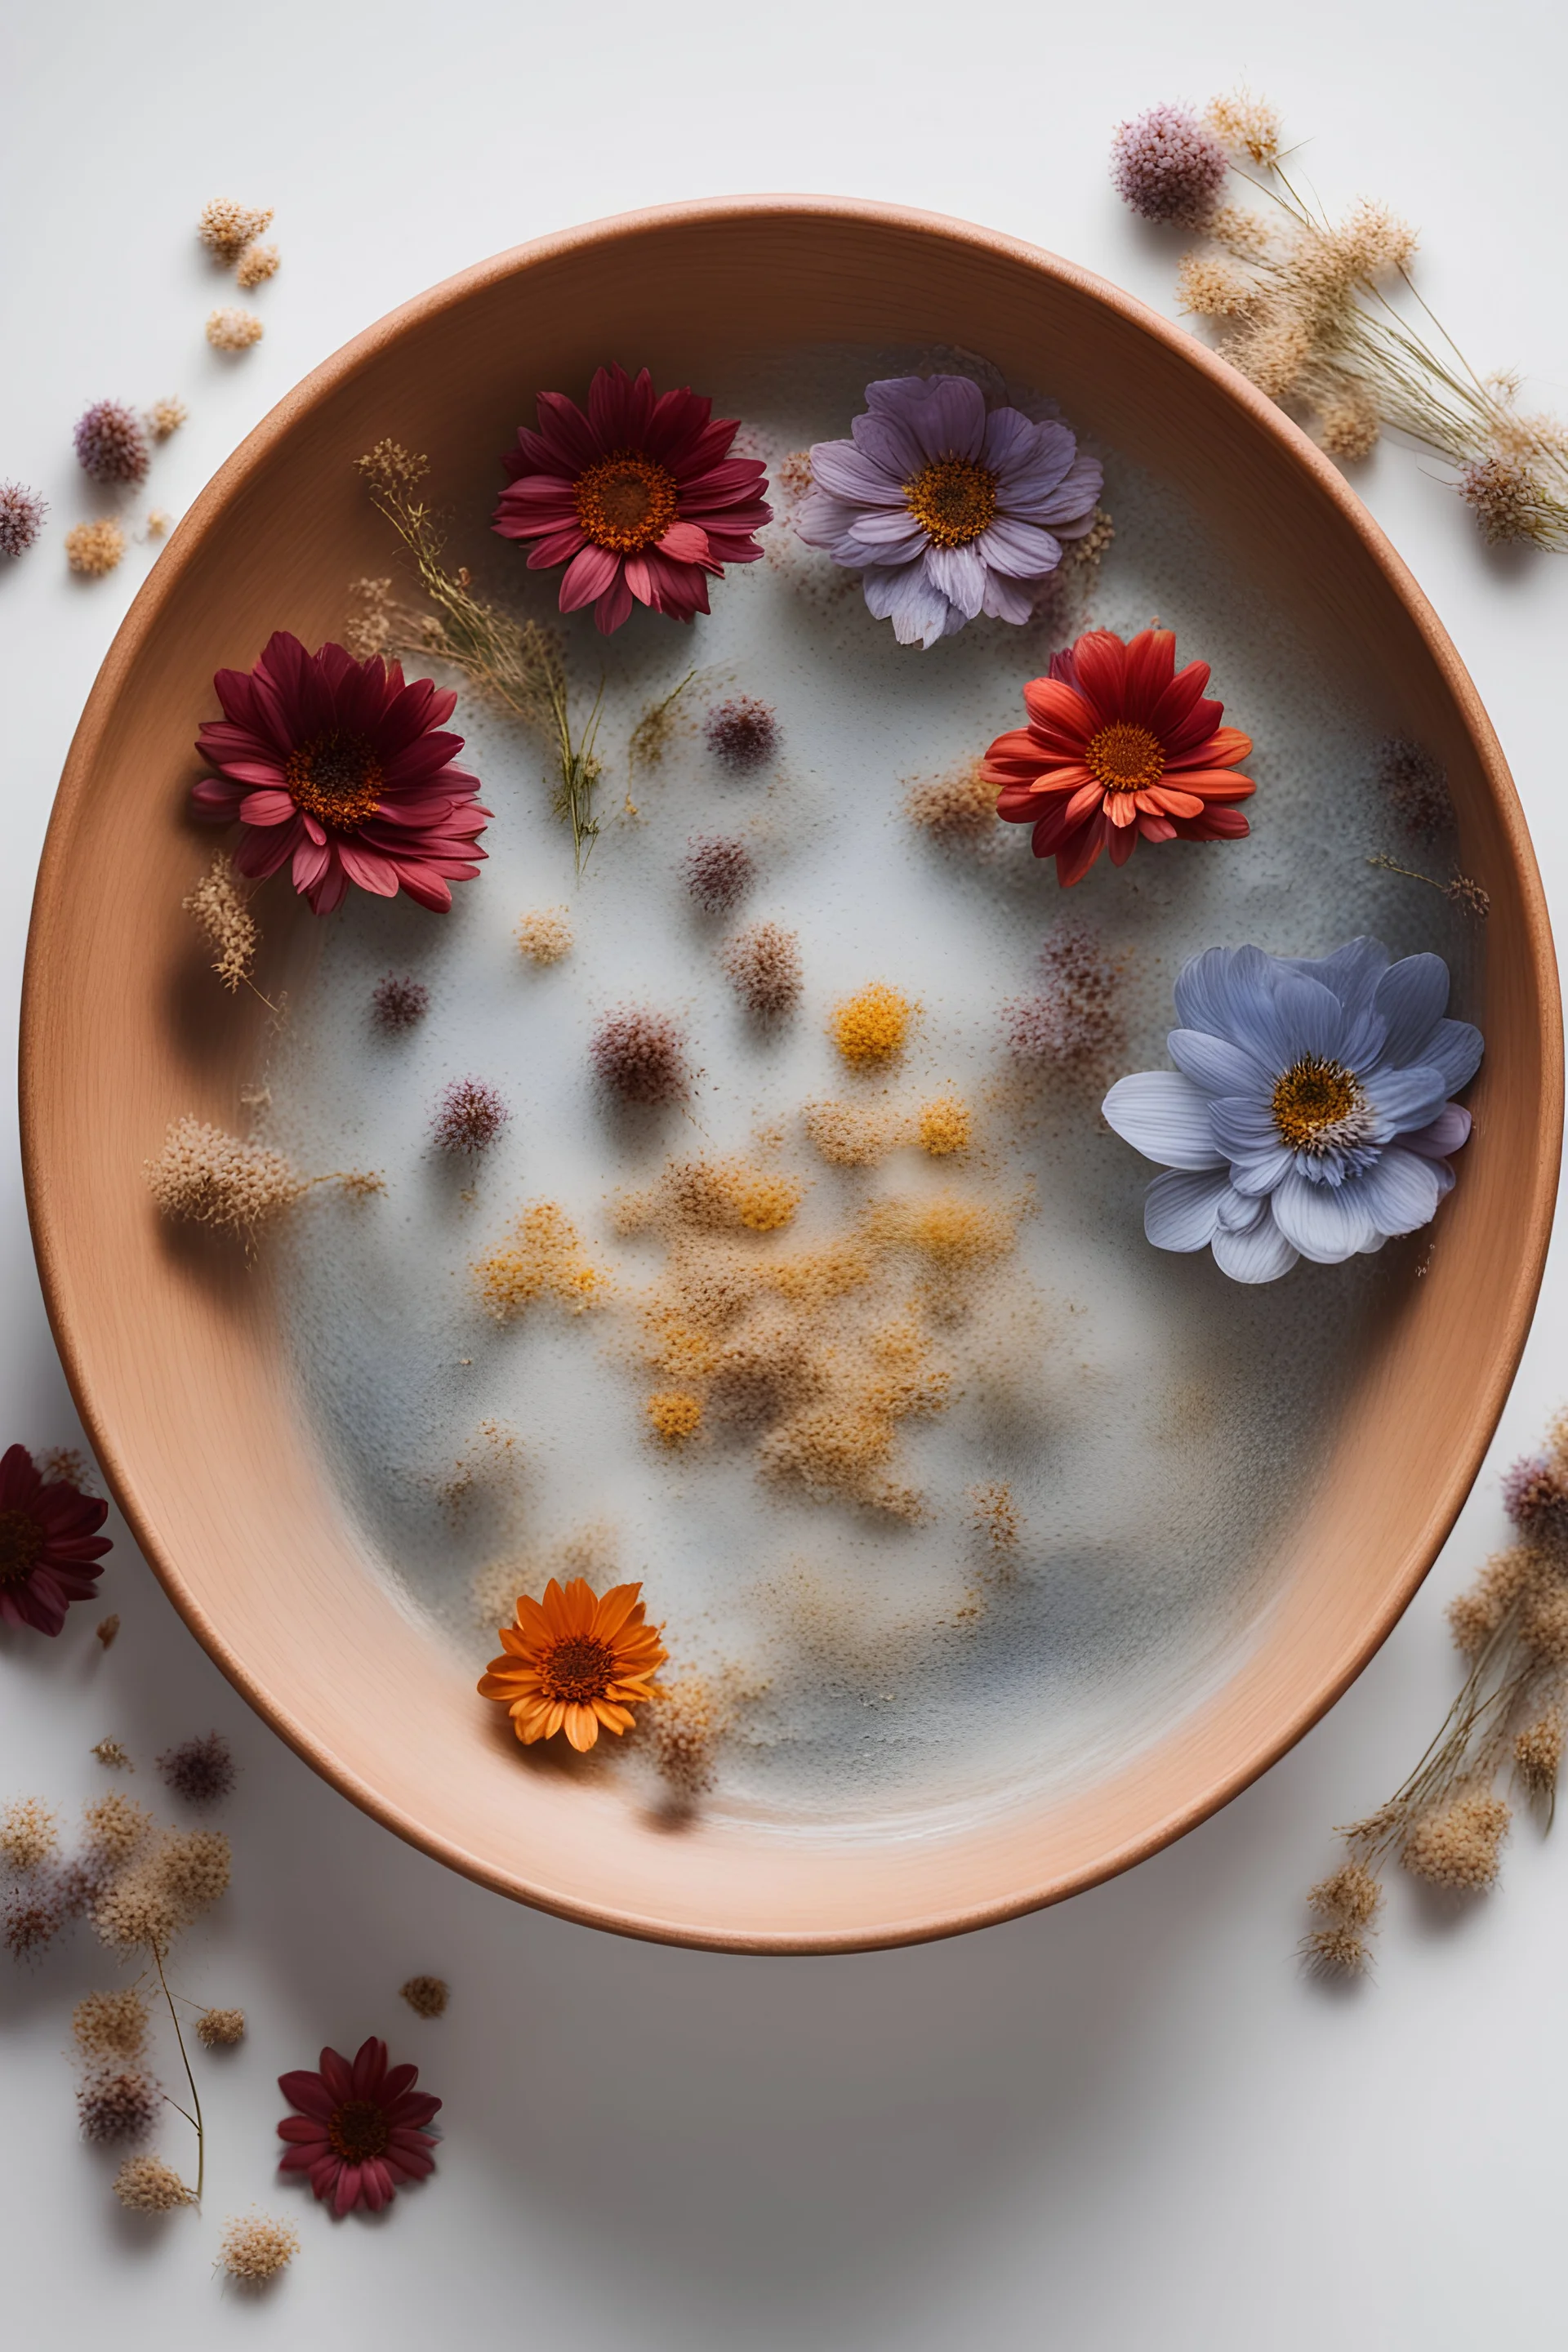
[1102,937,1481,1283]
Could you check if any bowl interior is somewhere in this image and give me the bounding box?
[23,199,1561,1950]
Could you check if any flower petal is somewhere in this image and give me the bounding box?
[1102,1071,1224,1169]
[1143,1166,1230,1251]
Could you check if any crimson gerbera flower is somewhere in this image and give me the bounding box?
[0,1445,110,1637]
[191,632,490,915]
[983,627,1255,886]
[277,2037,440,2217]
[492,363,772,635]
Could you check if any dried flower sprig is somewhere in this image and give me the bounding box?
[1367,850,1490,919]
[146,1116,382,1244]
[181,853,283,1006]
[1303,1407,1568,1974]
[1128,89,1568,549]
[354,443,605,871]
[220,2211,298,2284]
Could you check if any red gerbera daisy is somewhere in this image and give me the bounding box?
[277,2037,440,2217]
[492,363,772,635]
[0,1445,111,1637]
[191,632,490,915]
[983,627,1255,886]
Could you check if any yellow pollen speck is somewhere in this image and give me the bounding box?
[647,1391,704,1445]
[902,456,999,548]
[831,982,913,1067]
[917,1098,972,1156]
[474,1201,606,1320]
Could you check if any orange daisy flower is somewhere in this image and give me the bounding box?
[982,626,1255,886]
[478,1578,667,1753]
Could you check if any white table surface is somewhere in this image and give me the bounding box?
[5,2,1568,2341]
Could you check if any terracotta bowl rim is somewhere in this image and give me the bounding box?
[22,194,1562,1951]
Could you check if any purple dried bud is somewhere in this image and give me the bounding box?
[705,697,777,773]
[1503,1454,1568,1533]
[0,481,47,558]
[73,399,151,488]
[157,1731,237,1807]
[590,1007,690,1106]
[681,834,755,915]
[372,973,430,1032]
[1111,105,1227,229]
[78,2069,162,2145]
[434,1079,510,1155]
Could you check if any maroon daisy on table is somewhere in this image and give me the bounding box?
[492,363,772,635]
[0,1445,111,1637]
[277,2036,441,2217]
[190,632,490,916]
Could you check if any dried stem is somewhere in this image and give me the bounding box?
[152,1944,204,2204]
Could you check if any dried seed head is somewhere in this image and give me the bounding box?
[1338,198,1419,278]
[1317,393,1380,461]
[590,1007,690,1106]
[1515,1709,1564,1797]
[0,480,47,558]
[681,834,755,915]
[1503,1452,1568,1536]
[1205,87,1284,170]
[1518,1587,1568,1666]
[96,1614,121,1649]
[1401,1792,1511,1891]
[1302,1922,1370,1975]
[82,1793,154,1864]
[371,973,429,1031]
[719,921,802,1021]
[158,1828,232,1918]
[515,906,573,965]
[234,241,279,290]
[400,1974,449,2019]
[147,397,188,440]
[0,1797,58,1873]
[74,1987,150,2062]
[1174,254,1257,318]
[206,308,265,353]
[1110,104,1227,229]
[1447,1588,1498,1657]
[705,696,777,772]
[1209,203,1274,261]
[197,199,274,261]
[433,1078,510,1155]
[3,1874,65,1963]
[74,400,150,487]
[114,2154,194,2212]
[1307,1860,1382,1927]
[91,1739,131,1769]
[195,2006,246,2047]
[183,854,258,993]
[145,1116,303,1236]
[157,1731,237,1807]
[1226,311,1313,401]
[1459,454,1552,547]
[78,2068,161,2145]
[92,1861,181,1957]
[219,2212,299,2285]
[65,519,126,577]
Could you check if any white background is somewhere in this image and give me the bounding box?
[3,2,1567,2342]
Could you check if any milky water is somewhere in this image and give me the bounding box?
[261,342,1475,1828]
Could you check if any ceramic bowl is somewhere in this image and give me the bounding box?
[22,198,1561,1950]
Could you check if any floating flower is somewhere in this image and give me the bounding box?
[0,1444,111,1636]
[479,1576,666,1752]
[277,2036,440,2217]
[984,628,1255,884]
[1102,937,1481,1283]
[492,363,772,635]
[190,631,489,915]
[794,375,1102,647]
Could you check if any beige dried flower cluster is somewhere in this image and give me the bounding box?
[1,1797,57,1872]
[183,853,261,994]
[1171,91,1568,547]
[401,1973,449,2019]
[516,905,573,965]
[352,445,605,870]
[65,519,124,577]
[220,2211,299,2285]
[207,308,264,352]
[196,2005,246,2047]
[145,1116,382,1243]
[1303,1408,1568,1974]
[197,199,278,304]
[114,2153,194,2212]
[148,397,188,440]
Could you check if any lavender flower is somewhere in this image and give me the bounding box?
[1102,937,1481,1283]
[795,376,1102,648]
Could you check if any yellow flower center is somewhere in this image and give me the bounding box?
[0,1508,42,1588]
[902,457,998,547]
[327,2099,390,2163]
[1272,1055,1363,1150]
[1085,722,1166,794]
[574,451,679,553]
[540,1633,617,1705]
[283,729,385,830]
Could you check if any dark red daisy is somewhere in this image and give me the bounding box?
[0,1445,111,1637]
[277,2036,440,2217]
[492,363,772,635]
[191,632,490,915]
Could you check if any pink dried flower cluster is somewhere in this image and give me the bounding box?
[372,973,430,1032]
[1002,921,1123,1071]
[705,697,778,772]
[157,1731,236,1807]
[433,1079,510,1156]
[590,1007,690,1105]
[719,922,802,1021]
[681,834,755,915]
[0,481,47,558]
[73,399,150,487]
[1110,105,1227,229]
